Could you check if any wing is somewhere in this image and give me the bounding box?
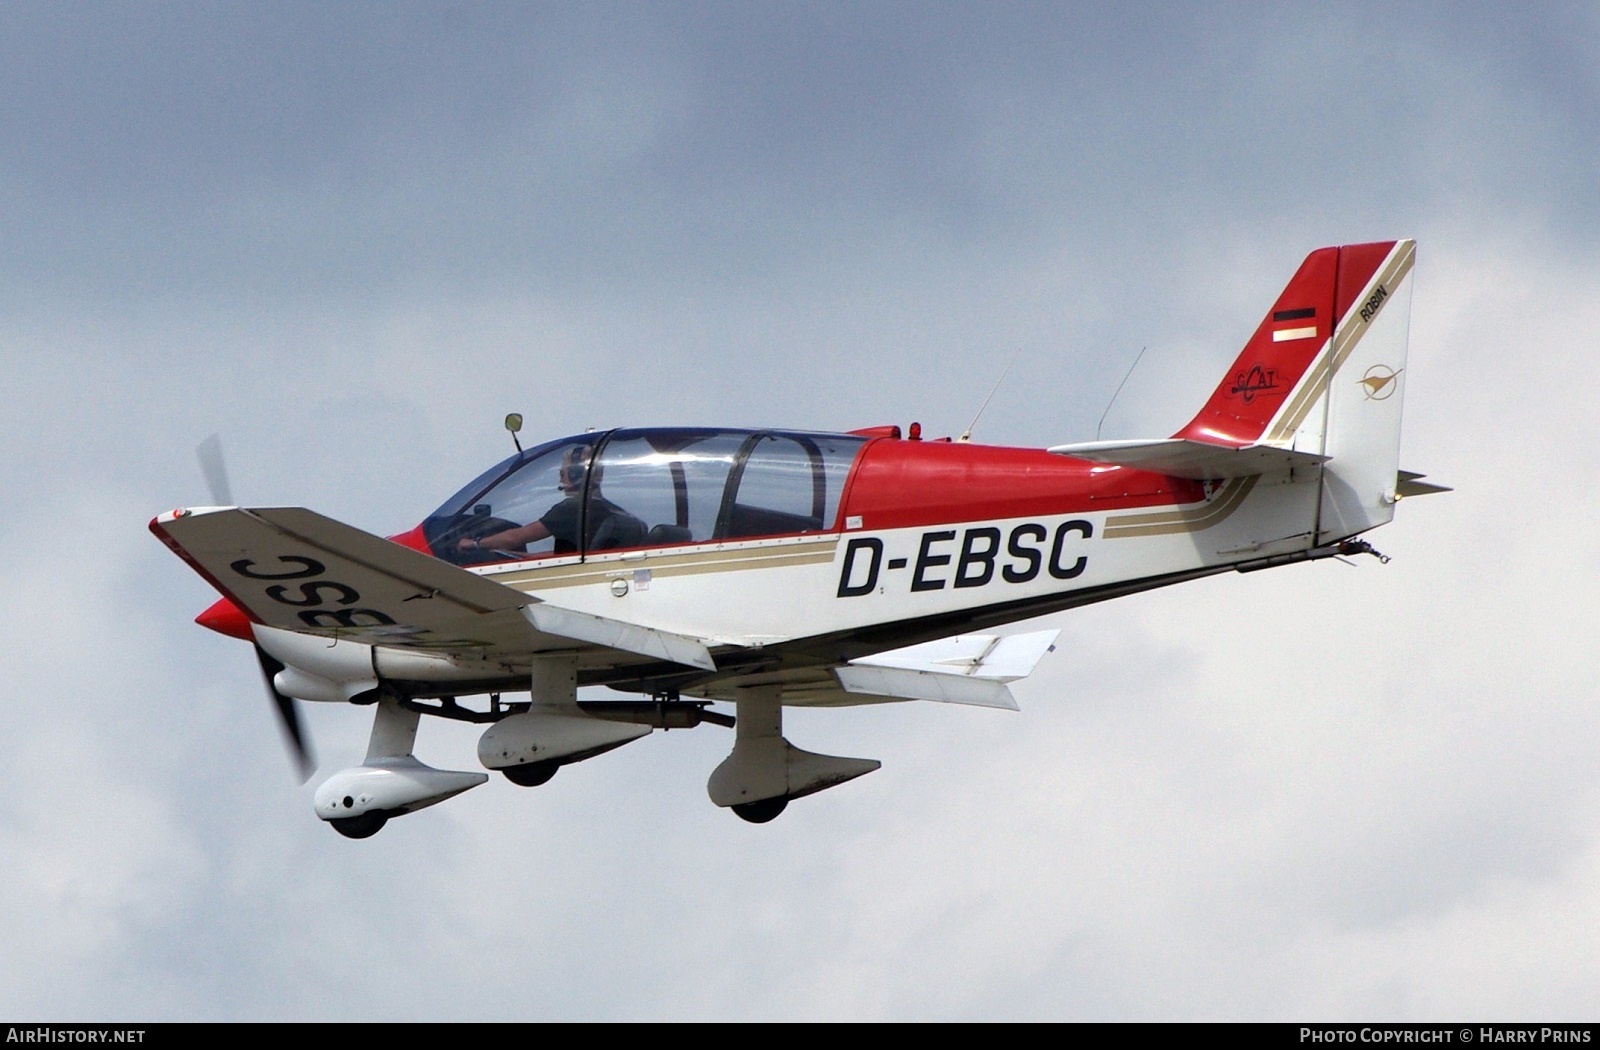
[150,506,717,669]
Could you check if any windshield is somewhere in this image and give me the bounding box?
[422,435,601,564]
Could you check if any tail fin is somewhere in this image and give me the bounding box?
[1176,239,1417,542]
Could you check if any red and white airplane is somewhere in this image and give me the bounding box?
[152,239,1442,837]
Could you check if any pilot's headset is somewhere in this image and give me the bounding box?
[558,445,591,493]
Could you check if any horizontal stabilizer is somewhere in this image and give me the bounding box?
[1397,470,1452,497]
[1047,438,1326,480]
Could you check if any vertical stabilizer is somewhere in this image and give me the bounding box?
[1173,239,1415,543]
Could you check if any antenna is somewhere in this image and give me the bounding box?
[1096,346,1148,441]
[959,348,1023,443]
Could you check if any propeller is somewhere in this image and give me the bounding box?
[255,644,316,782]
[195,434,316,782]
[196,433,233,505]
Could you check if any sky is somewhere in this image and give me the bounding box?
[2,0,1597,1021]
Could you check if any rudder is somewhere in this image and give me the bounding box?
[1312,240,1416,543]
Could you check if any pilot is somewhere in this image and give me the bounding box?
[459,445,614,556]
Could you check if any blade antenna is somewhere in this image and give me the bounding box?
[1096,346,1148,441]
[958,348,1023,443]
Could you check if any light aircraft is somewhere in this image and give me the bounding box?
[152,239,1444,837]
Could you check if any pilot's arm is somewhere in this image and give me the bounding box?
[461,492,588,554]
[459,519,550,553]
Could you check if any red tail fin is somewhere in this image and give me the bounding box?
[1176,241,1397,447]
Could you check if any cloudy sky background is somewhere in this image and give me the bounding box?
[2,1,1597,1020]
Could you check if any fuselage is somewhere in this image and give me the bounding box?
[197,425,1224,670]
[408,426,1234,648]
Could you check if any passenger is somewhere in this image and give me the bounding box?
[459,446,616,556]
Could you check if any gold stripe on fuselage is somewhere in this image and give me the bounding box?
[1102,475,1257,539]
[480,534,842,591]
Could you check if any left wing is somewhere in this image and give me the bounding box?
[150,506,718,668]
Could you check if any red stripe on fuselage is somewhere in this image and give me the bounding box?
[838,439,1202,531]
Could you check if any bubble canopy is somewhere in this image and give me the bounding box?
[422,427,866,565]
